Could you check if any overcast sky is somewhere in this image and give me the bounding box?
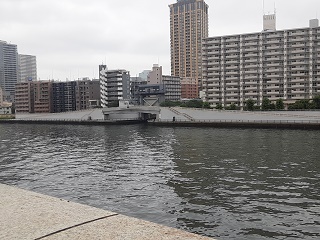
[1,0,319,81]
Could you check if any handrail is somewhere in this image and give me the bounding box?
[156,119,320,124]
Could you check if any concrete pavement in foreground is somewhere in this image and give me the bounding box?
[0,184,214,240]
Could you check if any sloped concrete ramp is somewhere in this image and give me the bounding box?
[0,184,213,240]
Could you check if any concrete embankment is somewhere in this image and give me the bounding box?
[0,119,145,126]
[149,120,320,130]
[1,119,320,130]
[0,184,213,240]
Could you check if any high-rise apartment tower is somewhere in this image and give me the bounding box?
[0,40,18,102]
[169,0,209,91]
[18,54,37,82]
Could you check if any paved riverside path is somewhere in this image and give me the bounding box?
[14,108,320,123]
[0,184,213,240]
[160,107,320,122]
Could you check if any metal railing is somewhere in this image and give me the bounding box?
[157,119,320,124]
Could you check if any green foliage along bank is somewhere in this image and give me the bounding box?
[0,114,15,120]
[160,100,211,109]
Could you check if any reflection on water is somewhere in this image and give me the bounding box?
[0,124,319,239]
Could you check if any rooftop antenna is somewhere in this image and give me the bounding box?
[263,0,265,14]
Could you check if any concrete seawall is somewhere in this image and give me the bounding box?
[0,184,213,240]
[1,118,320,130]
[149,120,320,130]
[0,119,146,126]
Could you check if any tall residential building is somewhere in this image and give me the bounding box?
[202,19,320,108]
[169,0,209,93]
[16,80,53,113]
[0,40,18,102]
[15,82,34,113]
[0,86,3,106]
[33,81,53,113]
[52,81,77,113]
[99,65,131,108]
[18,54,37,82]
[163,75,182,101]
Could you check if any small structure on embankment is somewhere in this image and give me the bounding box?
[102,106,160,121]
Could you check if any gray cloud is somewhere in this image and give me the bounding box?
[1,0,319,80]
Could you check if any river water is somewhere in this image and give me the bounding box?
[0,123,319,239]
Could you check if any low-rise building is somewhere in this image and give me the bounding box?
[147,64,181,102]
[132,65,182,105]
[76,78,100,110]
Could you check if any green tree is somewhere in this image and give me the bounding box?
[297,99,311,109]
[275,98,284,110]
[186,100,203,108]
[215,103,223,110]
[245,99,255,111]
[261,97,271,110]
[203,102,211,109]
[312,95,320,109]
[160,101,181,107]
[229,103,236,110]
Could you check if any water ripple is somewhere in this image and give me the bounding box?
[0,124,320,239]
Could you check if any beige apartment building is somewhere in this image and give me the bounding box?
[15,82,34,113]
[169,0,208,93]
[202,19,320,108]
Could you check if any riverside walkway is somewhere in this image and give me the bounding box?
[4,107,320,129]
[0,184,213,240]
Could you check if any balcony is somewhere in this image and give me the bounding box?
[288,79,308,83]
[225,49,240,54]
[244,86,259,91]
[244,53,259,57]
[264,40,282,44]
[243,70,258,74]
[289,49,306,54]
[243,42,259,46]
[225,82,240,86]
[243,75,259,80]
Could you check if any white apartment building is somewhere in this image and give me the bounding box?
[99,65,130,108]
[202,19,320,108]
